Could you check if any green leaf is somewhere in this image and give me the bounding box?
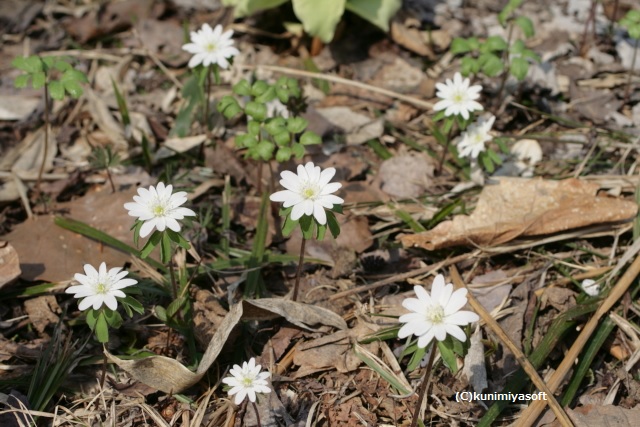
[273,131,291,146]
[437,339,459,374]
[498,0,522,27]
[460,56,479,76]
[54,60,72,72]
[281,212,299,237]
[95,311,110,343]
[49,80,65,100]
[104,308,123,328]
[167,296,187,319]
[292,0,347,43]
[86,309,99,329]
[160,231,172,264]
[480,151,495,173]
[487,147,502,166]
[121,295,145,315]
[251,80,270,96]
[13,55,42,73]
[451,37,472,54]
[326,210,341,238]
[217,95,242,119]
[140,231,162,259]
[61,69,88,83]
[510,57,530,81]
[255,140,275,160]
[233,79,252,96]
[63,80,84,98]
[14,74,30,89]
[154,305,168,322]
[111,78,130,126]
[482,35,508,52]
[514,16,535,38]
[291,142,305,158]
[406,343,428,372]
[247,120,262,136]
[479,53,504,77]
[166,229,191,250]
[286,116,308,134]
[265,117,286,135]
[300,130,321,145]
[236,133,258,148]
[255,85,277,103]
[299,214,314,240]
[245,101,268,121]
[276,146,292,162]
[344,0,401,32]
[32,71,46,89]
[225,0,289,17]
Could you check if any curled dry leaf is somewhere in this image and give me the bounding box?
[401,178,638,250]
[106,299,346,393]
[0,242,21,289]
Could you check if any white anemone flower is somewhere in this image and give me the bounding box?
[124,182,196,238]
[398,274,479,348]
[434,72,483,120]
[222,358,272,405]
[270,162,344,225]
[457,114,496,159]
[66,262,137,311]
[182,23,239,69]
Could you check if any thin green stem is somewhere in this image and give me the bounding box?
[292,237,307,301]
[37,82,50,198]
[496,22,515,107]
[204,66,212,132]
[100,346,107,389]
[410,343,437,427]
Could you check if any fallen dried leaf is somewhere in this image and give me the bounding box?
[0,242,20,289]
[401,178,638,250]
[24,296,60,335]
[106,299,346,393]
[315,107,384,145]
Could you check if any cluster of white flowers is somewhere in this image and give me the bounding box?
[398,274,479,348]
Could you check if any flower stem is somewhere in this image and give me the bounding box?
[251,401,262,427]
[204,65,212,132]
[410,343,437,427]
[106,167,116,193]
[36,82,50,200]
[292,237,306,301]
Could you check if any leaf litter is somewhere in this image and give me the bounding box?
[2,0,640,426]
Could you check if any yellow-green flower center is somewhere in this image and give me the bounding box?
[95,282,108,294]
[453,92,465,103]
[426,305,445,324]
[205,42,217,52]
[152,204,167,216]
[301,185,319,200]
[242,376,254,386]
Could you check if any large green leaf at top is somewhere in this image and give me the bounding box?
[345,0,401,32]
[292,0,346,43]
[222,0,288,17]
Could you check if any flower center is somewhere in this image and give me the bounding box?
[301,184,319,200]
[242,376,254,386]
[95,282,109,295]
[205,42,217,52]
[426,304,445,324]
[453,91,465,103]
[151,198,169,217]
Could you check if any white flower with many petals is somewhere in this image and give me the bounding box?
[124,182,196,238]
[457,114,496,159]
[222,358,271,405]
[66,262,137,311]
[434,72,483,120]
[182,23,239,69]
[398,274,479,348]
[270,162,344,225]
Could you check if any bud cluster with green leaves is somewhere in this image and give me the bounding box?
[450,0,540,81]
[217,77,322,162]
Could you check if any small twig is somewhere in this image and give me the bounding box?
[292,237,307,301]
[100,347,108,389]
[410,344,437,427]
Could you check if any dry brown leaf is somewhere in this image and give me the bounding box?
[0,242,20,289]
[401,178,638,250]
[376,152,434,198]
[2,184,152,282]
[292,321,378,378]
[462,327,487,393]
[315,107,384,145]
[84,88,128,153]
[547,404,640,427]
[0,95,40,121]
[0,127,56,180]
[24,296,60,335]
[390,18,434,58]
[106,299,346,393]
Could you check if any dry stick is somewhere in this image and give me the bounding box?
[514,251,640,426]
[251,401,262,427]
[292,238,307,301]
[328,252,474,302]
[448,266,574,427]
[410,343,437,427]
[239,64,435,111]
